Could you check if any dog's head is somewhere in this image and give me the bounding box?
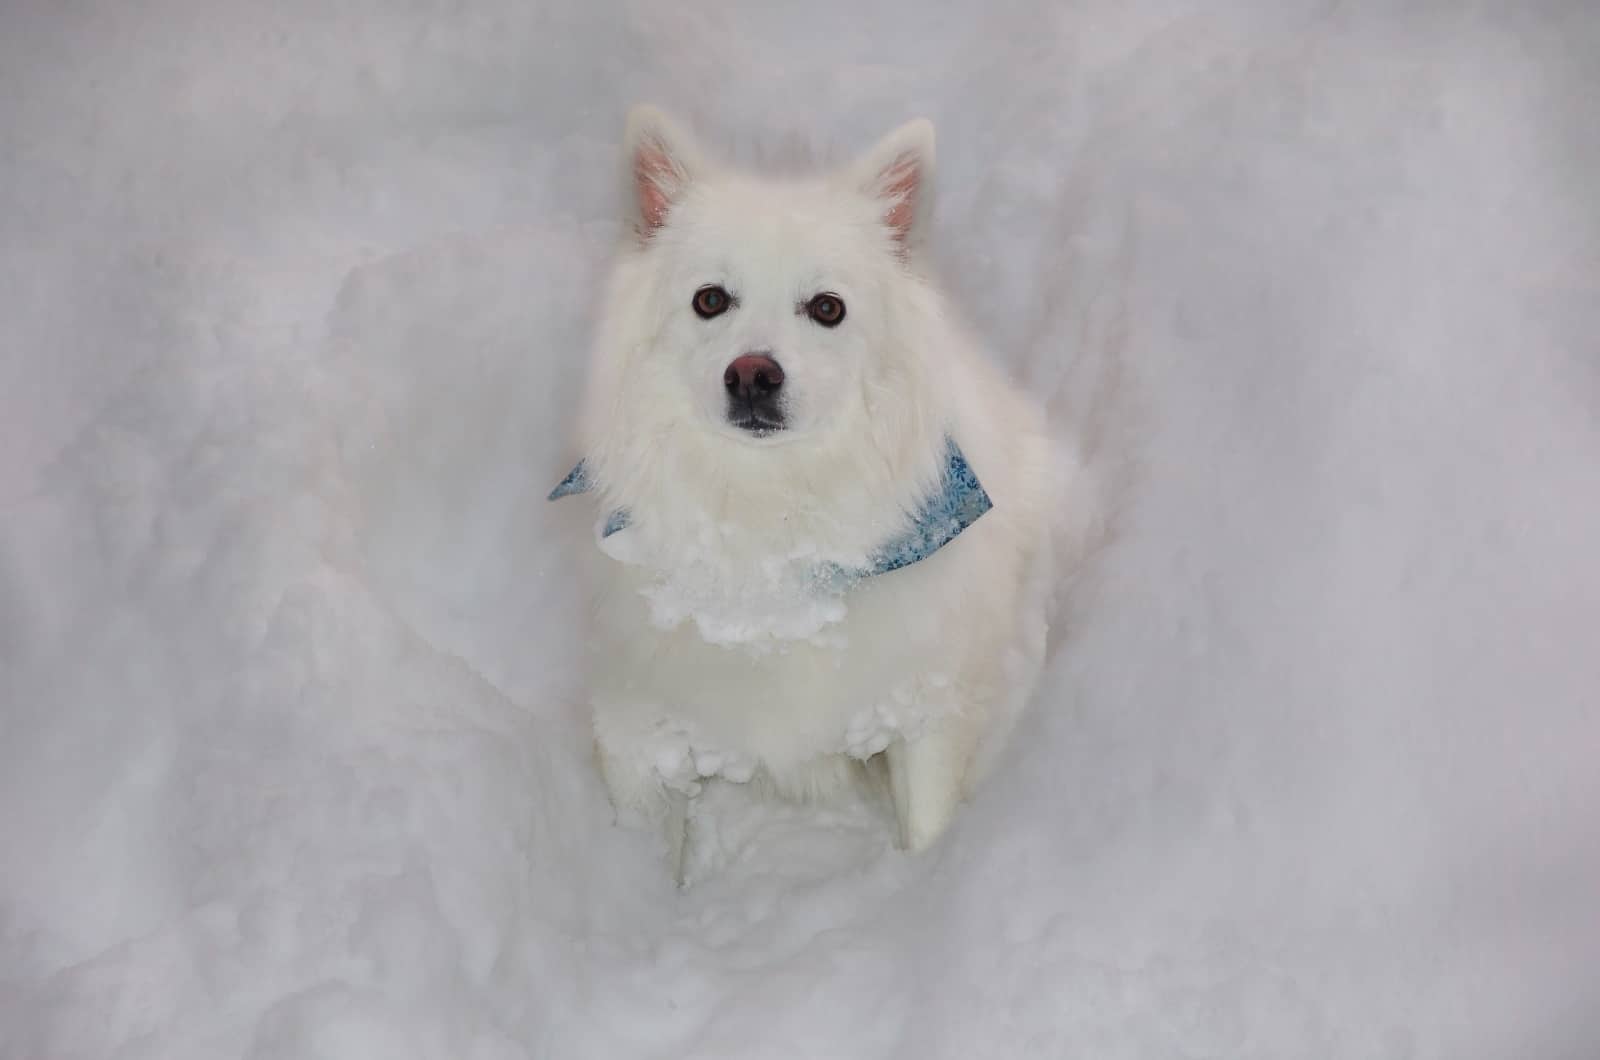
[587,107,941,461]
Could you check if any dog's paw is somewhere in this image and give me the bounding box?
[885,724,976,852]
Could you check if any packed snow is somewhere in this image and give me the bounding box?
[3,2,1599,1058]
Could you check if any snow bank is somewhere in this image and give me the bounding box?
[3,2,1597,1057]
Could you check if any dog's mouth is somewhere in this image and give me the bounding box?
[727,414,786,438]
[725,396,787,438]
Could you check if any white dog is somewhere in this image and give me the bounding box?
[554,106,1073,880]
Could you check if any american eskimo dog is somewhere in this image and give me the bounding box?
[554,106,1069,880]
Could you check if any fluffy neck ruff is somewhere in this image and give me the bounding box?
[553,426,987,647]
[552,435,990,580]
[586,402,946,556]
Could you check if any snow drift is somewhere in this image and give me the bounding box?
[3,2,1598,1057]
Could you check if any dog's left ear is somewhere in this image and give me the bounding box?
[852,118,936,253]
[622,105,702,243]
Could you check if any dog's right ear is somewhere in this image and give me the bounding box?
[622,105,701,242]
[851,118,937,254]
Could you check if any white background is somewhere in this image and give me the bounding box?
[3,2,1598,1057]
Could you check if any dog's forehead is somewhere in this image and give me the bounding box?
[671,176,879,274]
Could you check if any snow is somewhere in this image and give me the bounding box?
[611,515,855,647]
[3,1,1599,1057]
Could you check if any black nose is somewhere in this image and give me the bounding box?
[723,353,784,399]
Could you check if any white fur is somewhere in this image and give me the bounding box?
[568,106,1072,877]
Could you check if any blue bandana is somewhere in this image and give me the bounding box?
[549,437,993,580]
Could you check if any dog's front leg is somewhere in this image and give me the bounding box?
[664,788,690,886]
[595,729,697,884]
[886,719,977,852]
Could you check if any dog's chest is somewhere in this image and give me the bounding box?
[591,560,966,766]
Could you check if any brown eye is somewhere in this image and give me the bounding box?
[806,292,846,327]
[693,285,731,319]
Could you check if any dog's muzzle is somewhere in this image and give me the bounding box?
[723,353,785,434]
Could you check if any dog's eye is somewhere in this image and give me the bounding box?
[806,292,846,328]
[693,285,732,319]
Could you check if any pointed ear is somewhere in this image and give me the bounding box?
[851,118,936,251]
[622,105,701,242]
